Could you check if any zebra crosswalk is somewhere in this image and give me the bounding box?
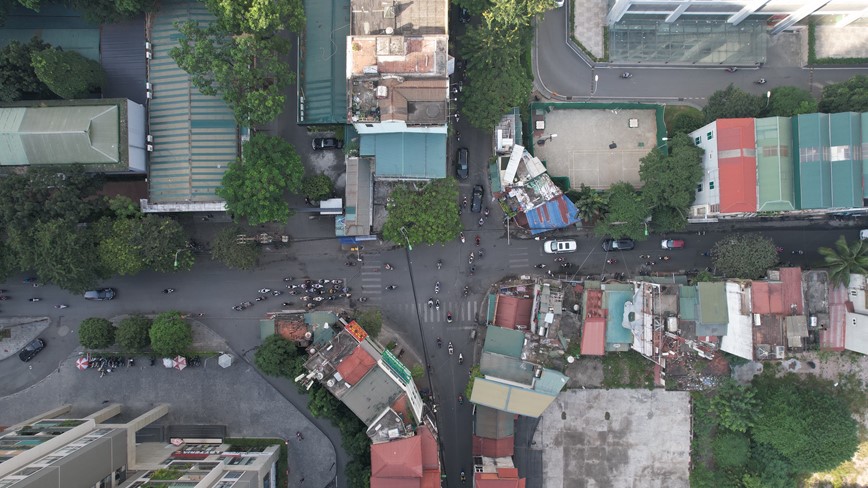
[359,257,383,296]
[378,300,479,323]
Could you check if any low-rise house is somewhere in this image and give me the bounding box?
[370,424,440,488]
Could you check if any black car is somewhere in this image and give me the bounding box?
[19,338,45,362]
[311,138,344,150]
[84,288,116,301]
[456,147,469,180]
[602,238,635,252]
[470,185,484,213]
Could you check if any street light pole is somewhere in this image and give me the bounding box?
[765,90,771,108]
[592,74,599,95]
[399,226,412,251]
[173,249,184,269]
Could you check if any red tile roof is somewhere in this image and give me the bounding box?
[779,267,803,315]
[750,282,785,315]
[276,317,308,341]
[472,435,515,457]
[475,467,526,488]
[371,426,441,488]
[494,294,534,329]
[581,317,606,356]
[418,426,439,470]
[717,118,757,214]
[335,345,377,385]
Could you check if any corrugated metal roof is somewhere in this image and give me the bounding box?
[469,378,553,418]
[0,105,119,165]
[474,406,515,439]
[0,4,99,60]
[828,112,862,208]
[147,0,238,204]
[698,282,729,336]
[482,325,525,358]
[717,118,757,213]
[493,295,533,329]
[524,194,581,234]
[793,113,831,209]
[299,0,349,124]
[679,285,698,320]
[100,16,146,105]
[480,352,534,386]
[534,368,568,396]
[863,113,868,199]
[779,267,804,314]
[360,132,446,179]
[604,290,633,349]
[755,117,796,211]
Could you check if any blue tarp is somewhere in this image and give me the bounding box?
[524,195,581,235]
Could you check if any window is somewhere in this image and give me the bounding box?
[694,136,701,145]
[697,184,703,192]
[709,181,715,189]
[707,131,713,140]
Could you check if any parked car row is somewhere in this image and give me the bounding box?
[542,238,688,253]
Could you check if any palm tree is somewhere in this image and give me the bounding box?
[818,235,868,286]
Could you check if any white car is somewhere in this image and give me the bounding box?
[860,229,868,241]
[543,239,577,254]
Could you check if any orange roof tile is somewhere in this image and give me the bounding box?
[780,267,804,314]
[717,118,757,213]
[472,435,514,457]
[494,295,534,329]
[336,345,377,385]
[371,435,423,481]
[581,317,606,356]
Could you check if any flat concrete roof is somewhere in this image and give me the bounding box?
[536,389,690,487]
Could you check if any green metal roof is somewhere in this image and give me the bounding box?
[828,112,862,208]
[298,0,349,124]
[534,368,568,396]
[678,285,698,321]
[360,132,446,179]
[482,325,525,358]
[0,4,99,60]
[793,113,832,209]
[147,0,237,204]
[755,117,796,211]
[480,352,534,385]
[305,311,338,345]
[698,282,728,326]
[0,105,119,165]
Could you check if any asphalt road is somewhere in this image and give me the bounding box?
[534,7,868,104]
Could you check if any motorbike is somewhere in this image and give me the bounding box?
[386,285,398,290]
[255,295,268,302]
[437,337,442,348]
[469,252,474,264]
[384,263,394,270]
[458,395,464,405]
[535,264,547,269]
[296,431,304,440]
[659,256,671,261]
[463,286,470,297]
[281,302,292,306]
[55,304,68,309]
[462,196,468,208]
[435,281,441,294]
[428,298,434,308]
[606,259,617,264]
[478,249,484,259]
[547,269,554,277]
[620,72,632,78]
[435,299,441,311]
[271,290,283,296]
[162,288,175,294]
[755,78,767,84]
[448,342,454,355]
[458,353,463,364]
[484,207,490,216]
[554,257,565,263]
[344,261,355,266]
[460,232,465,243]
[725,67,738,72]
[475,235,480,246]
[358,297,368,302]
[461,471,466,482]
[478,218,484,227]
[28,298,41,302]
[639,254,651,259]
[0,296,9,301]
[259,288,271,294]
[437,259,443,270]
[447,312,453,323]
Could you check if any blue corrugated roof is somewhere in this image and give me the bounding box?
[360,132,446,179]
[147,0,238,204]
[525,195,581,235]
[605,290,633,349]
[100,16,146,105]
[299,0,349,124]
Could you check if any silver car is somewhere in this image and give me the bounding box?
[543,240,577,254]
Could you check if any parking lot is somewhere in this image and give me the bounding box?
[535,389,690,487]
[533,107,660,190]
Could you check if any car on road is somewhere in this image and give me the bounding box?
[18,338,45,362]
[661,239,685,249]
[84,288,116,301]
[543,239,577,254]
[456,147,469,180]
[602,238,635,251]
[860,229,868,240]
[470,185,484,213]
[311,138,343,150]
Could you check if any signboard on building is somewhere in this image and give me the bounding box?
[382,349,411,385]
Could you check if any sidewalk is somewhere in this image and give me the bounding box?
[0,317,50,361]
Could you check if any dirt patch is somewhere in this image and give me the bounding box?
[565,357,603,387]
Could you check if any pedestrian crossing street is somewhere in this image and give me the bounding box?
[381,300,480,323]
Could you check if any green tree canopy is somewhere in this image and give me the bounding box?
[149,312,192,357]
[710,379,757,433]
[382,178,462,247]
[640,133,703,231]
[568,184,608,224]
[712,233,778,279]
[31,47,104,99]
[254,335,300,377]
[355,309,382,338]
[116,315,153,352]
[171,20,292,125]
[0,37,53,102]
[819,75,868,113]
[668,109,705,135]
[204,0,304,34]
[460,18,533,130]
[97,212,193,276]
[766,86,818,117]
[0,0,152,26]
[594,182,648,241]
[300,174,334,202]
[703,84,763,123]
[712,431,751,469]
[32,219,103,292]
[211,225,261,270]
[818,235,868,287]
[483,0,554,32]
[217,133,304,224]
[78,317,116,349]
[752,374,859,473]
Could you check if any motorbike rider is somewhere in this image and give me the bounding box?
[162,288,175,294]
[448,342,454,355]
[475,235,480,246]
[384,263,394,270]
[437,259,443,269]
[459,232,465,243]
[458,353,463,364]
[447,311,453,322]
[428,298,434,308]
[435,299,441,310]
[437,337,442,348]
